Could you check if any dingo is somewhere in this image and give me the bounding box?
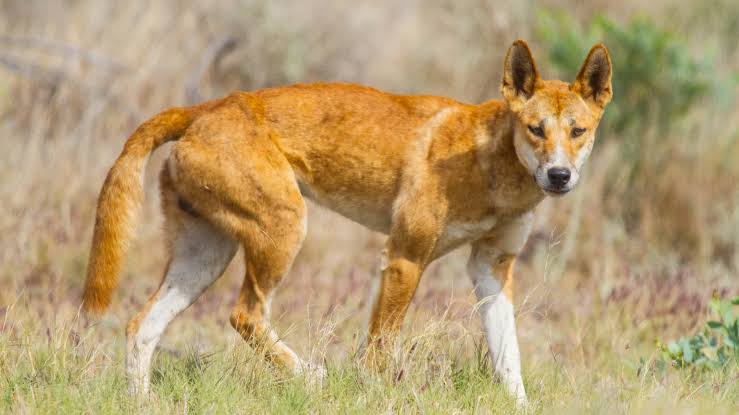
[82,40,612,402]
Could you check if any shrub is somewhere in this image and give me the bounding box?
[657,296,739,370]
[536,13,715,144]
[536,12,739,256]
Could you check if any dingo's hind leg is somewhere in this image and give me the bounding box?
[229,235,311,375]
[168,119,318,379]
[215,176,311,376]
[125,167,238,395]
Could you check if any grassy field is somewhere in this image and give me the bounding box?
[1,0,738,413]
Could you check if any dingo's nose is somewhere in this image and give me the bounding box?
[547,168,571,187]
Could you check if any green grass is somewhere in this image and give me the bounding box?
[2,309,738,414]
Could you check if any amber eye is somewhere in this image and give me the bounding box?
[528,125,545,138]
[571,127,586,138]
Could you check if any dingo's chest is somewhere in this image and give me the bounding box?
[434,215,498,257]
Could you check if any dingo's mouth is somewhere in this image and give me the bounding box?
[543,187,570,196]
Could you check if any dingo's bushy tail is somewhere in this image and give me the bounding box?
[82,107,197,314]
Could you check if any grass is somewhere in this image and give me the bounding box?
[1,0,738,413]
[2,303,738,414]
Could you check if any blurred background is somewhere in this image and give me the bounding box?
[0,0,737,393]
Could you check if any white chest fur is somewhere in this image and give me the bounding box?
[436,216,498,255]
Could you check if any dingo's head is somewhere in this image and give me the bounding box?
[501,40,612,196]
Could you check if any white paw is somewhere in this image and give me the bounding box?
[506,382,528,409]
[127,378,151,397]
[514,393,529,409]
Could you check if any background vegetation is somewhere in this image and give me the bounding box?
[1,0,737,413]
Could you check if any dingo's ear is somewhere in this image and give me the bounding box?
[501,40,540,109]
[572,44,612,109]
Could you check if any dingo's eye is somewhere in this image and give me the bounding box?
[528,125,545,138]
[571,127,586,138]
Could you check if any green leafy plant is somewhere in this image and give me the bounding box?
[536,13,717,143]
[657,296,739,370]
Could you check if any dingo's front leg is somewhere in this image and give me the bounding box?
[467,213,533,405]
[362,206,440,366]
[365,253,423,354]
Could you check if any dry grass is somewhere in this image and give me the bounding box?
[1,0,737,413]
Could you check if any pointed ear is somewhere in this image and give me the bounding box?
[571,44,613,109]
[501,40,540,109]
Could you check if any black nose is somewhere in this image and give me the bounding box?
[547,167,571,187]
